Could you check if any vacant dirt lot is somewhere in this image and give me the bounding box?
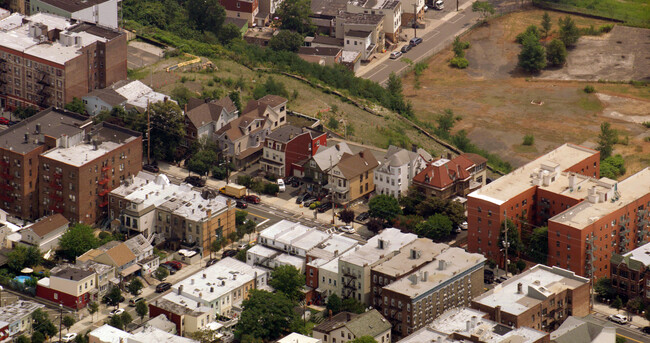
[403,9,650,177]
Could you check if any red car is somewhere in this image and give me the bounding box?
[164,261,183,270]
[244,195,260,204]
[0,117,9,125]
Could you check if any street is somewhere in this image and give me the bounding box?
[583,313,649,343]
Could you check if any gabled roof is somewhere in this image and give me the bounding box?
[413,157,472,190]
[84,88,127,107]
[125,234,152,257]
[463,152,487,166]
[26,213,68,238]
[313,312,358,333]
[186,96,237,114]
[383,146,420,167]
[311,142,353,171]
[267,125,304,143]
[216,113,268,141]
[345,309,391,338]
[335,149,379,179]
[105,242,136,267]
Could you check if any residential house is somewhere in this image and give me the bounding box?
[30,0,119,29]
[125,234,159,274]
[412,153,487,202]
[89,324,199,343]
[278,333,322,343]
[224,17,250,37]
[36,265,96,309]
[77,241,139,279]
[400,0,426,29]
[327,149,379,205]
[82,88,128,116]
[300,142,352,194]
[75,259,116,297]
[184,96,239,147]
[0,300,45,338]
[298,47,343,66]
[219,0,259,26]
[242,95,288,130]
[310,0,347,35]
[374,146,431,199]
[336,13,384,61]
[346,0,402,43]
[260,125,327,178]
[18,213,68,252]
[312,309,391,343]
[111,80,176,113]
[305,234,359,305]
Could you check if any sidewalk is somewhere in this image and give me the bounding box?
[592,302,650,329]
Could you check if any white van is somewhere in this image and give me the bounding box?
[434,0,444,10]
[277,179,286,192]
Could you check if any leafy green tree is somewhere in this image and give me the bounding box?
[368,195,402,223]
[338,209,355,225]
[415,213,453,240]
[452,36,465,58]
[149,100,186,162]
[276,0,313,34]
[559,16,580,47]
[436,109,455,137]
[13,106,39,120]
[107,315,123,330]
[62,315,75,333]
[527,226,548,264]
[326,293,342,315]
[472,1,495,23]
[612,296,623,311]
[516,260,526,273]
[546,39,567,66]
[186,0,226,35]
[269,265,305,301]
[518,34,547,73]
[105,286,123,308]
[516,25,541,44]
[88,302,99,321]
[32,308,57,340]
[415,196,465,228]
[541,12,552,37]
[171,86,194,108]
[269,30,304,52]
[188,149,218,176]
[341,298,365,313]
[235,290,298,341]
[31,332,45,343]
[15,335,30,343]
[600,154,625,179]
[597,122,618,160]
[120,311,133,327]
[366,218,385,234]
[64,97,86,114]
[219,23,243,44]
[58,224,100,261]
[154,266,169,281]
[7,245,41,273]
[128,278,144,296]
[394,214,423,234]
[229,91,242,113]
[594,277,615,299]
[386,73,403,101]
[236,210,249,226]
[253,77,290,99]
[499,219,524,255]
[350,336,377,343]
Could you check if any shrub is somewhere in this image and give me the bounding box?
[584,85,596,93]
[449,57,469,69]
[522,134,535,146]
[327,117,339,130]
[546,39,567,66]
[516,25,541,44]
[642,122,650,128]
[599,24,614,33]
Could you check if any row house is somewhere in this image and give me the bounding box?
[36,264,96,309]
[412,152,486,202]
[312,310,391,343]
[300,142,352,195]
[17,212,68,252]
[305,234,359,305]
[77,240,138,279]
[0,300,44,338]
[336,13,385,61]
[260,125,326,178]
[374,145,431,199]
[327,149,379,206]
[184,96,238,148]
[346,0,402,43]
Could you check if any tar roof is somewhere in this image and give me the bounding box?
[312,35,344,46]
[52,266,95,281]
[372,239,448,277]
[472,265,589,316]
[311,0,347,16]
[298,46,342,56]
[266,125,304,143]
[26,213,68,238]
[345,30,372,38]
[339,12,384,25]
[84,88,128,107]
[0,108,91,155]
[0,300,44,322]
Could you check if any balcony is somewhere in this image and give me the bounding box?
[99,200,108,207]
[102,165,111,172]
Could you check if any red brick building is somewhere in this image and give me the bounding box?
[260,125,326,178]
[0,13,126,111]
[610,242,650,304]
[412,153,487,201]
[36,265,96,309]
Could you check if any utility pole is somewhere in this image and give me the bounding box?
[457,0,459,12]
[146,100,151,165]
[330,155,335,225]
[58,303,63,343]
[503,210,509,277]
[413,3,418,38]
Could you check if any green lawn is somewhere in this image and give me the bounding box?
[533,0,650,27]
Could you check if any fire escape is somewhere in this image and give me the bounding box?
[0,158,14,204]
[618,215,630,254]
[585,236,596,280]
[98,163,111,208]
[0,56,6,95]
[636,209,649,245]
[342,268,357,299]
[36,70,53,108]
[49,171,64,213]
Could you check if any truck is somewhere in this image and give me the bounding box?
[219,184,247,199]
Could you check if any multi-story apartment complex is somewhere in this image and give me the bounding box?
[305,234,358,304]
[260,125,326,178]
[339,228,417,304]
[467,144,600,270]
[30,0,119,29]
[471,265,590,332]
[0,13,126,110]
[610,242,650,304]
[346,0,402,42]
[108,171,236,253]
[327,149,379,205]
[377,246,485,339]
[374,146,431,199]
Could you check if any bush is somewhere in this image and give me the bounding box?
[641,122,650,128]
[327,117,339,130]
[599,24,614,33]
[263,183,280,195]
[516,25,541,44]
[522,134,535,146]
[584,85,596,93]
[449,57,469,69]
[546,39,567,66]
[212,166,228,180]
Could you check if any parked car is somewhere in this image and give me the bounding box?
[434,0,444,10]
[338,225,355,234]
[109,308,125,317]
[608,314,628,324]
[641,326,650,334]
[164,261,183,270]
[401,44,412,53]
[286,176,299,187]
[484,269,494,284]
[238,243,249,250]
[129,297,144,307]
[296,193,308,204]
[102,295,125,305]
[356,212,370,222]
[410,37,423,46]
[390,51,402,59]
[222,249,238,258]
[302,197,318,207]
[206,258,219,267]
[0,117,9,125]
[236,201,248,209]
[143,164,159,173]
[277,179,286,192]
[62,333,78,342]
[244,195,260,204]
[460,221,468,230]
[156,282,172,293]
[317,202,333,213]
[184,176,206,187]
[161,264,176,275]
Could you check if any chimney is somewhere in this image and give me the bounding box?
[210,287,214,293]
[359,151,364,158]
[411,144,417,152]
[471,316,478,329]
[36,123,41,133]
[517,282,522,294]
[378,239,386,249]
[334,250,339,257]
[178,285,183,295]
[190,279,194,285]
[438,260,446,270]
[24,133,29,143]
[203,273,206,278]
[184,103,187,113]
[466,320,471,332]
[495,305,502,324]
[410,249,418,259]
[568,173,576,189]
[447,152,452,160]
[421,271,428,282]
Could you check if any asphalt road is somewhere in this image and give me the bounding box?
[583,313,649,343]
[359,1,480,84]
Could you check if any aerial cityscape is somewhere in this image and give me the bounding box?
[0,0,648,342]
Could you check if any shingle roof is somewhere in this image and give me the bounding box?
[311,142,353,171]
[335,149,379,179]
[84,88,127,107]
[267,125,304,143]
[216,114,267,141]
[28,213,68,238]
[413,156,472,190]
[105,243,136,267]
[345,309,391,338]
[313,312,358,333]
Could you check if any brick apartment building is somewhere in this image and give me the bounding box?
[0,13,126,111]
[467,144,600,272]
[0,107,141,224]
[610,241,650,304]
[471,265,590,332]
[260,125,327,178]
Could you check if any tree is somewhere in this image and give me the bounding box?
[154,266,169,281]
[451,130,472,151]
[558,16,580,47]
[612,296,623,311]
[62,315,75,333]
[120,311,133,327]
[597,122,618,160]
[452,36,465,58]
[88,302,99,321]
[338,209,355,225]
[186,0,226,35]
[326,293,342,315]
[436,109,455,136]
[58,224,100,261]
[15,335,30,343]
[527,226,548,264]
[415,213,453,240]
[516,259,526,273]
[64,97,86,114]
[7,245,41,273]
[276,0,313,34]
[518,34,546,73]
[188,149,218,176]
[341,298,365,313]
[253,77,289,100]
[594,277,615,300]
[472,1,495,23]
[499,219,524,256]
[386,73,403,101]
[415,196,465,228]
[369,195,402,223]
[600,155,626,180]
[31,332,45,343]
[541,12,552,38]
[219,23,242,44]
[236,210,249,226]
[32,308,57,340]
[149,100,186,162]
[128,278,144,296]
[366,218,385,234]
[189,328,221,343]
[235,290,298,341]
[107,315,123,330]
[105,286,123,308]
[269,265,305,301]
[515,25,541,44]
[546,39,567,66]
[229,91,242,113]
[350,337,378,343]
[268,30,304,52]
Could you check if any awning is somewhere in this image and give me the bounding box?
[120,264,141,277]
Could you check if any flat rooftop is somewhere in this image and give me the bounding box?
[620,241,650,268]
[307,234,358,261]
[472,265,589,316]
[259,220,329,252]
[550,167,650,229]
[155,296,207,317]
[469,144,598,205]
[382,247,485,299]
[0,300,44,322]
[372,239,447,278]
[113,80,174,110]
[340,228,417,267]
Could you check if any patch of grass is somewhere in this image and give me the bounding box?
[127,68,149,80]
[522,134,535,146]
[532,0,650,28]
[642,122,650,128]
[513,144,538,153]
[577,95,603,112]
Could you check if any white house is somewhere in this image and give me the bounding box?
[18,213,68,252]
[82,88,127,116]
[374,146,431,198]
[346,0,403,42]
